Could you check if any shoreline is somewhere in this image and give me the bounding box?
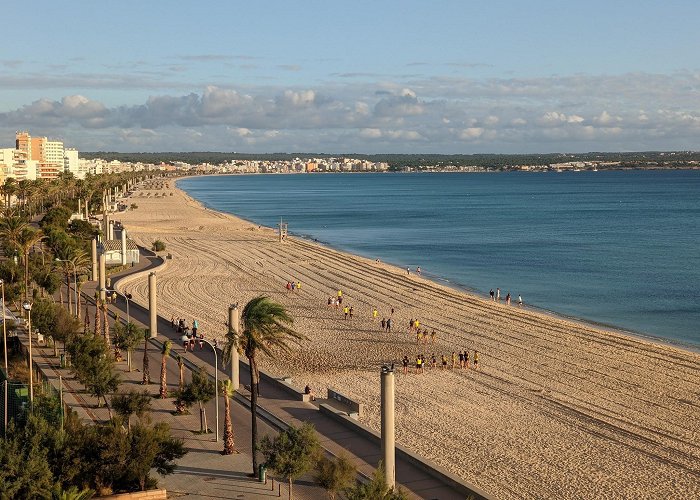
[119,178,700,499]
[176,175,700,356]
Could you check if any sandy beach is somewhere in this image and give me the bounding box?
[117,179,700,499]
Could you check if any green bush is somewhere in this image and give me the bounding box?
[151,240,166,252]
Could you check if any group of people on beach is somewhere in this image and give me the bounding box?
[172,317,204,352]
[402,350,480,374]
[490,287,522,306]
[286,280,302,292]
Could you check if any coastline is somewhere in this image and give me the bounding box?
[176,174,700,356]
[118,179,700,500]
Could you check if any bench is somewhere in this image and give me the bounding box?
[327,387,364,418]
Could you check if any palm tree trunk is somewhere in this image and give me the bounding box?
[160,356,168,398]
[94,301,102,336]
[250,355,259,475]
[77,284,82,319]
[288,477,292,500]
[223,394,234,454]
[102,303,110,347]
[66,273,72,314]
[142,338,150,384]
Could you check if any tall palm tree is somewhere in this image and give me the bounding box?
[176,354,185,391]
[17,227,44,301]
[0,211,28,252]
[236,296,306,475]
[159,340,172,398]
[220,379,236,455]
[100,299,110,348]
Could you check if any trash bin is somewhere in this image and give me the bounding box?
[60,354,66,368]
[258,464,266,483]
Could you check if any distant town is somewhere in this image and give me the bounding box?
[2,131,699,181]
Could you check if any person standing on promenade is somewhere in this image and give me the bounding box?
[386,317,392,333]
[518,294,523,307]
[402,356,409,374]
[490,289,495,301]
[496,288,501,301]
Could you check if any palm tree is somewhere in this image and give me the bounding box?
[159,340,172,398]
[0,210,28,251]
[176,354,185,390]
[100,299,110,348]
[220,379,236,455]
[17,227,44,301]
[236,296,306,474]
[142,330,151,385]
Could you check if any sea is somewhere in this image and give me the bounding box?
[178,170,700,349]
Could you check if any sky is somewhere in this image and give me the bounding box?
[1,1,699,154]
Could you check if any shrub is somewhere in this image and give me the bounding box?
[151,240,166,252]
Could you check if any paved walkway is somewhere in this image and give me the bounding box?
[78,247,469,499]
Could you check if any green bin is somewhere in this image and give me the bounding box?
[258,464,266,483]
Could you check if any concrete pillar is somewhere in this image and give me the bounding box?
[148,272,157,338]
[228,304,240,390]
[103,213,109,239]
[98,251,106,302]
[108,220,115,240]
[91,238,98,281]
[381,365,396,490]
[120,228,127,266]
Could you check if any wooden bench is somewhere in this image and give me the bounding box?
[327,387,364,418]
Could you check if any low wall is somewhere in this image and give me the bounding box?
[103,489,167,499]
[258,369,312,402]
[319,404,492,500]
[328,387,364,418]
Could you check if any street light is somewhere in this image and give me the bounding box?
[181,335,219,442]
[55,258,78,316]
[22,300,33,403]
[109,289,131,325]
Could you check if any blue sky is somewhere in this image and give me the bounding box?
[1,1,699,153]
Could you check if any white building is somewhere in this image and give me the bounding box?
[64,148,82,178]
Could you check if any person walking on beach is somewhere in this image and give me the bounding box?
[431,330,436,344]
[192,319,198,337]
[386,317,392,333]
[441,354,448,370]
[291,281,296,291]
[296,281,301,291]
[372,307,378,320]
[473,350,479,370]
[416,355,423,374]
[430,354,437,369]
[496,288,501,301]
[409,318,415,331]
[402,356,409,374]
[464,350,470,369]
[416,329,422,344]
[349,306,354,319]
[417,266,421,275]
[458,351,464,369]
[506,293,511,306]
[451,351,457,369]
[489,289,495,301]
[407,266,410,275]
[286,281,292,292]
[343,305,349,320]
[381,318,386,331]
[171,316,176,330]
[415,319,420,330]
[518,294,523,307]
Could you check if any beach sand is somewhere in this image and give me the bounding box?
[117,180,700,499]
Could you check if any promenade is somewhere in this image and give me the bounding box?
[74,247,473,499]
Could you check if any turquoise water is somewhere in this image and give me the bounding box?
[178,171,700,347]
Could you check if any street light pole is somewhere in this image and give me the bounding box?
[184,336,219,442]
[22,301,33,404]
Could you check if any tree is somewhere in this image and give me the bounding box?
[53,303,81,358]
[235,296,306,475]
[126,421,186,491]
[67,333,120,414]
[113,321,143,372]
[260,423,321,500]
[188,366,215,433]
[220,379,235,455]
[345,462,409,500]
[151,240,166,252]
[50,485,96,500]
[315,454,357,500]
[111,389,152,432]
[0,418,55,499]
[17,227,44,300]
[142,330,151,385]
[176,354,185,390]
[159,340,172,398]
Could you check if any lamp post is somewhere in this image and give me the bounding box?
[22,301,33,403]
[1,279,6,375]
[182,335,219,442]
[55,258,77,316]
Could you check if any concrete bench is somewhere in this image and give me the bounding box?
[258,371,312,402]
[327,387,364,418]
